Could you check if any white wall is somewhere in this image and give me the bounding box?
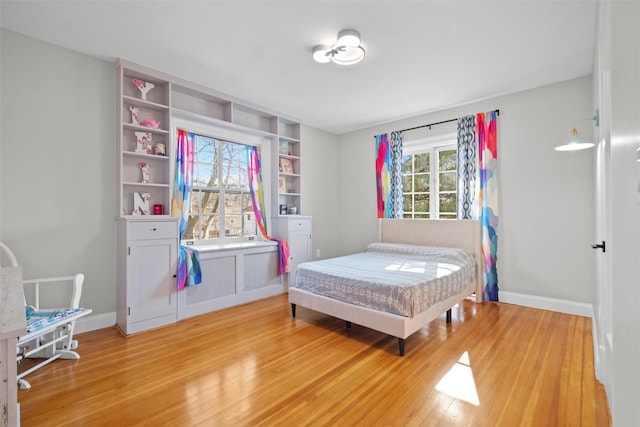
[300,125,341,260]
[337,76,596,304]
[0,29,116,315]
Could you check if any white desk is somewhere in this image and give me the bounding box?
[1,267,26,427]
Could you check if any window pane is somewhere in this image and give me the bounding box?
[196,137,218,187]
[403,175,413,192]
[243,193,257,236]
[439,171,456,192]
[415,153,429,173]
[222,143,249,190]
[415,193,430,212]
[403,213,413,219]
[415,213,430,219]
[183,215,199,240]
[403,194,413,212]
[202,215,219,239]
[202,192,219,214]
[225,214,242,237]
[195,163,216,188]
[198,137,217,163]
[415,174,430,192]
[439,193,457,214]
[401,155,412,173]
[190,191,202,214]
[439,149,457,171]
[225,193,242,214]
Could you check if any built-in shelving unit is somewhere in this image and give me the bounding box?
[115,58,306,333]
[117,63,172,217]
[273,118,302,216]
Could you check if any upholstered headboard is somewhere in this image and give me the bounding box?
[380,219,483,302]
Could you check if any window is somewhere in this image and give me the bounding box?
[402,137,457,219]
[183,134,257,241]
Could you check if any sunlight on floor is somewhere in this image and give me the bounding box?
[435,351,480,406]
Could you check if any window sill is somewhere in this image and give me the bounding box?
[186,240,277,254]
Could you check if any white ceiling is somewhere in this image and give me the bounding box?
[0,0,597,135]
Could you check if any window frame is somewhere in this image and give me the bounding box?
[402,132,458,219]
[172,118,270,245]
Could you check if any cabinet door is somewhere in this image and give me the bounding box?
[289,230,311,275]
[127,238,177,322]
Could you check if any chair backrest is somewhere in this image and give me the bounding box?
[0,241,19,268]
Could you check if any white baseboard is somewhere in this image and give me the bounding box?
[74,312,116,334]
[500,291,594,318]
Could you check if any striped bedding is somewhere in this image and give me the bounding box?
[293,243,476,317]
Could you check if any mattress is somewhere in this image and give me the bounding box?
[293,243,476,317]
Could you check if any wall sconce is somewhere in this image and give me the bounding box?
[312,29,366,65]
[555,115,598,151]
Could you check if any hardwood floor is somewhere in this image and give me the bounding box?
[18,294,610,426]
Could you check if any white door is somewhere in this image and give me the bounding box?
[594,55,613,392]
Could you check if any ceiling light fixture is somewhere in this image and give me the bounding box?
[312,29,366,65]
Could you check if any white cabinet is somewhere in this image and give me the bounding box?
[272,216,312,286]
[116,218,179,335]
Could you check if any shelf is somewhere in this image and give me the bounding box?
[123,123,169,135]
[123,151,170,160]
[279,172,300,178]
[123,95,169,111]
[279,153,300,160]
[278,135,300,143]
[123,182,170,188]
[278,192,301,196]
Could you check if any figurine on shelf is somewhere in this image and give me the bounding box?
[134,131,152,154]
[129,106,140,125]
[133,79,155,101]
[132,192,151,215]
[139,162,150,183]
[140,118,160,129]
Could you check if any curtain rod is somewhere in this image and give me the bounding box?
[399,109,500,133]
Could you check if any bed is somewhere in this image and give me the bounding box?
[288,219,483,356]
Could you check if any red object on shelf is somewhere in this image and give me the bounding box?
[153,204,163,215]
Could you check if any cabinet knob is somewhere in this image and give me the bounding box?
[152,228,157,231]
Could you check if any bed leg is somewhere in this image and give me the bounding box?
[446,308,452,324]
[291,303,296,318]
[345,321,352,329]
[398,338,405,357]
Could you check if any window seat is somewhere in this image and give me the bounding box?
[187,240,277,253]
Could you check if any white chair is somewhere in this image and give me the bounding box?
[0,241,92,389]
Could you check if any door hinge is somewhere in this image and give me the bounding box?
[128,246,131,256]
[128,306,131,316]
[591,241,606,253]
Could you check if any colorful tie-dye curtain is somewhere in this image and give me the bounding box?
[246,145,290,275]
[375,131,403,218]
[477,111,499,301]
[171,129,202,290]
[456,111,499,301]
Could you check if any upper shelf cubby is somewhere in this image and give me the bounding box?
[278,118,300,141]
[122,72,169,106]
[171,84,232,123]
[232,104,278,136]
